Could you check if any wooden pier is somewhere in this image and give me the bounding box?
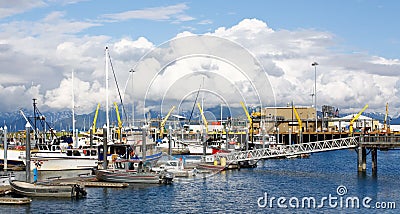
[358,135,400,174]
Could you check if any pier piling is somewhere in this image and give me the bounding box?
[102,125,107,169]
[3,125,7,171]
[25,123,31,182]
[371,148,377,174]
[357,147,366,172]
[142,126,147,163]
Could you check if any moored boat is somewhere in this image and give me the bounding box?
[26,146,99,171]
[95,169,173,184]
[10,180,87,198]
[152,159,197,178]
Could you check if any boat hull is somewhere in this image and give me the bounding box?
[29,157,98,171]
[10,180,85,198]
[95,169,164,184]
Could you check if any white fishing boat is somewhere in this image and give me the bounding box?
[156,138,190,155]
[95,143,173,184]
[0,147,26,168]
[152,159,197,178]
[25,145,99,171]
[186,143,213,155]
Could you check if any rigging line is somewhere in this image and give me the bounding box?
[188,84,201,123]
[33,106,58,139]
[108,51,128,123]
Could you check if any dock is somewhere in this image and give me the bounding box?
[58,181,129,188]
[0,197,31,205]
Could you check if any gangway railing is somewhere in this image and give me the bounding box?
[212,137,359,163]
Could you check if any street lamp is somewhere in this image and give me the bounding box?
[312,62,318,132]
[129,69,136,127]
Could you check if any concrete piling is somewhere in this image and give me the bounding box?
[3,125,7,171]
[357,146,366,172]
[25,123,31,183]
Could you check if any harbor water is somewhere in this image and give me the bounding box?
[1,149,399,213]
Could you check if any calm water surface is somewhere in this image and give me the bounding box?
[1,149,399,213]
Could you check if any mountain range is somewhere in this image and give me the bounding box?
[0,107,396,133]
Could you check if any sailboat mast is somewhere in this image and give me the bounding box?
[105,47,110,142]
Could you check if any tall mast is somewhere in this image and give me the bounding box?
[105,47,110,142]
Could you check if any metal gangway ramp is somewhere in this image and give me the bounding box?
[213,137,359,163]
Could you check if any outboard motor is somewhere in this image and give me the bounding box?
[71,184,87,198]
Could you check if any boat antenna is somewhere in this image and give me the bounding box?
[108,50,128,122]
[188,84,201,123]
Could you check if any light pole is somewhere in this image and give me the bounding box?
[129,69,135,128]
[312,62,318,132]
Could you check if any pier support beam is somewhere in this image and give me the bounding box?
[202,127,207,156]
[3,125,7,171]
[25,123,31,183]
[102,125,108,170]
[357,147,366,172]
[142,126,147,163]
[371,148,377,174]
[89,127,93,148]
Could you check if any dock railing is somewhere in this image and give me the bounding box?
[360,135,400,144]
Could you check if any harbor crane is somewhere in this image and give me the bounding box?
[114,102,123,141]
[349,104,368,135]
[197,103,209,134]
[292,105,303,143]
[240,101,253,142]
[159,106,176,140]
[91,103,100,133]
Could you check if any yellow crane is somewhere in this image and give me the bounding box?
[159,106,176,139]
[91,103,100,133]
[240,101,253,141]
[349,104,369,135]
[292,106,303,143]
[197,103,208,133]
[293,106,302,131]
[114,102,123,141]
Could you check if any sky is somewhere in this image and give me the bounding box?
[0,0,400,119]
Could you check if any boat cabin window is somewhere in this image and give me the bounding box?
[73,150,81,156]
[168,161,177,167]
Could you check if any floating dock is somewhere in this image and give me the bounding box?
[58,181,129,188]
[0,197,31,205]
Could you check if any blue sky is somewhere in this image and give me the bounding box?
[5,0,398,57]
[0,0,399,117]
